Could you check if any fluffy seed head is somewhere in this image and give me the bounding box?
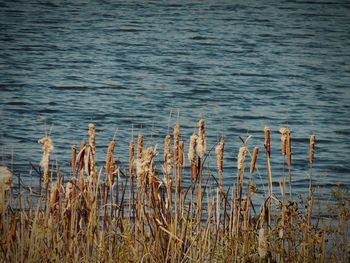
[237,146,247,186]
[215,137,224,176]
[137,134,143,161]
[0,166,12,192]
[38,136,53,189]
[196,119,206,158]
[105,140,116,176]
[88,123,96,154]
[237,146,247,171]
[163,135,171,175]
[173,123,180,164]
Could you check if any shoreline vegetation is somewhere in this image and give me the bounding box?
[0,120,349,262]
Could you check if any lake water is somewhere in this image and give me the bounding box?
[1,0,350,198]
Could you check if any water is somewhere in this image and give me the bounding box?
[1,0,350,199]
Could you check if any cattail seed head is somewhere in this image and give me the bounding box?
[264,127,270,157]
[50,181,59,214]
[179,141,184,167]
[65,181,75,208]
[279,127,291,165]
[164,135,171,175]
[310,134,315,164]
[196,119,206,159]
[188,133,198,181]
[88,123,96,155]
[250,146,259,175]
[105,140,116,176]
[38,136,53,190]
[216,137,224,189]
[237,146,247,171]
[173,123,180,165]
[137,134,143,161]
[237,146,247,186]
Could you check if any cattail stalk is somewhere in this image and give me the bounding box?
[164,134,172,217]
[178,140,184,193]
[129,135,134,219]
[173,123,180,208]
[308,134,316,225]
[196,119,206,228]
[237,146,247,202]
[264,127,272,234]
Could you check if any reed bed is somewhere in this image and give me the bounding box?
[0,120,349,262]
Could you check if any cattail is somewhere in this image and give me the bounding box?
[279,128,288,156]
[50,181,59,214]
[250,146,259,175]
[215,137,224,189]
[173,123,180,165]
[264,127,270,157]
[196,119,206,159]
[137,134,143,161]
[88,123,96,155]
[163,134,172,212]
[87,123,96,187]
[237,146,247,187]
[188,133,198,182]
[0,166,12,192]
[65,181,75,208]
[38,136,53,190]
[144,147,155,186]
[279,127,291,165]
[258,227,268,259]
[135,159,143,189]
[286,131,291,165]
[163,135,171,176]
[179,141,184,167]
[105,140,116,182]
[71,144,76,176]
[78,141,85,192]
[310,134,315,164]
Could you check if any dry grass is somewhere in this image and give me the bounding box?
[0,121,349,262]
